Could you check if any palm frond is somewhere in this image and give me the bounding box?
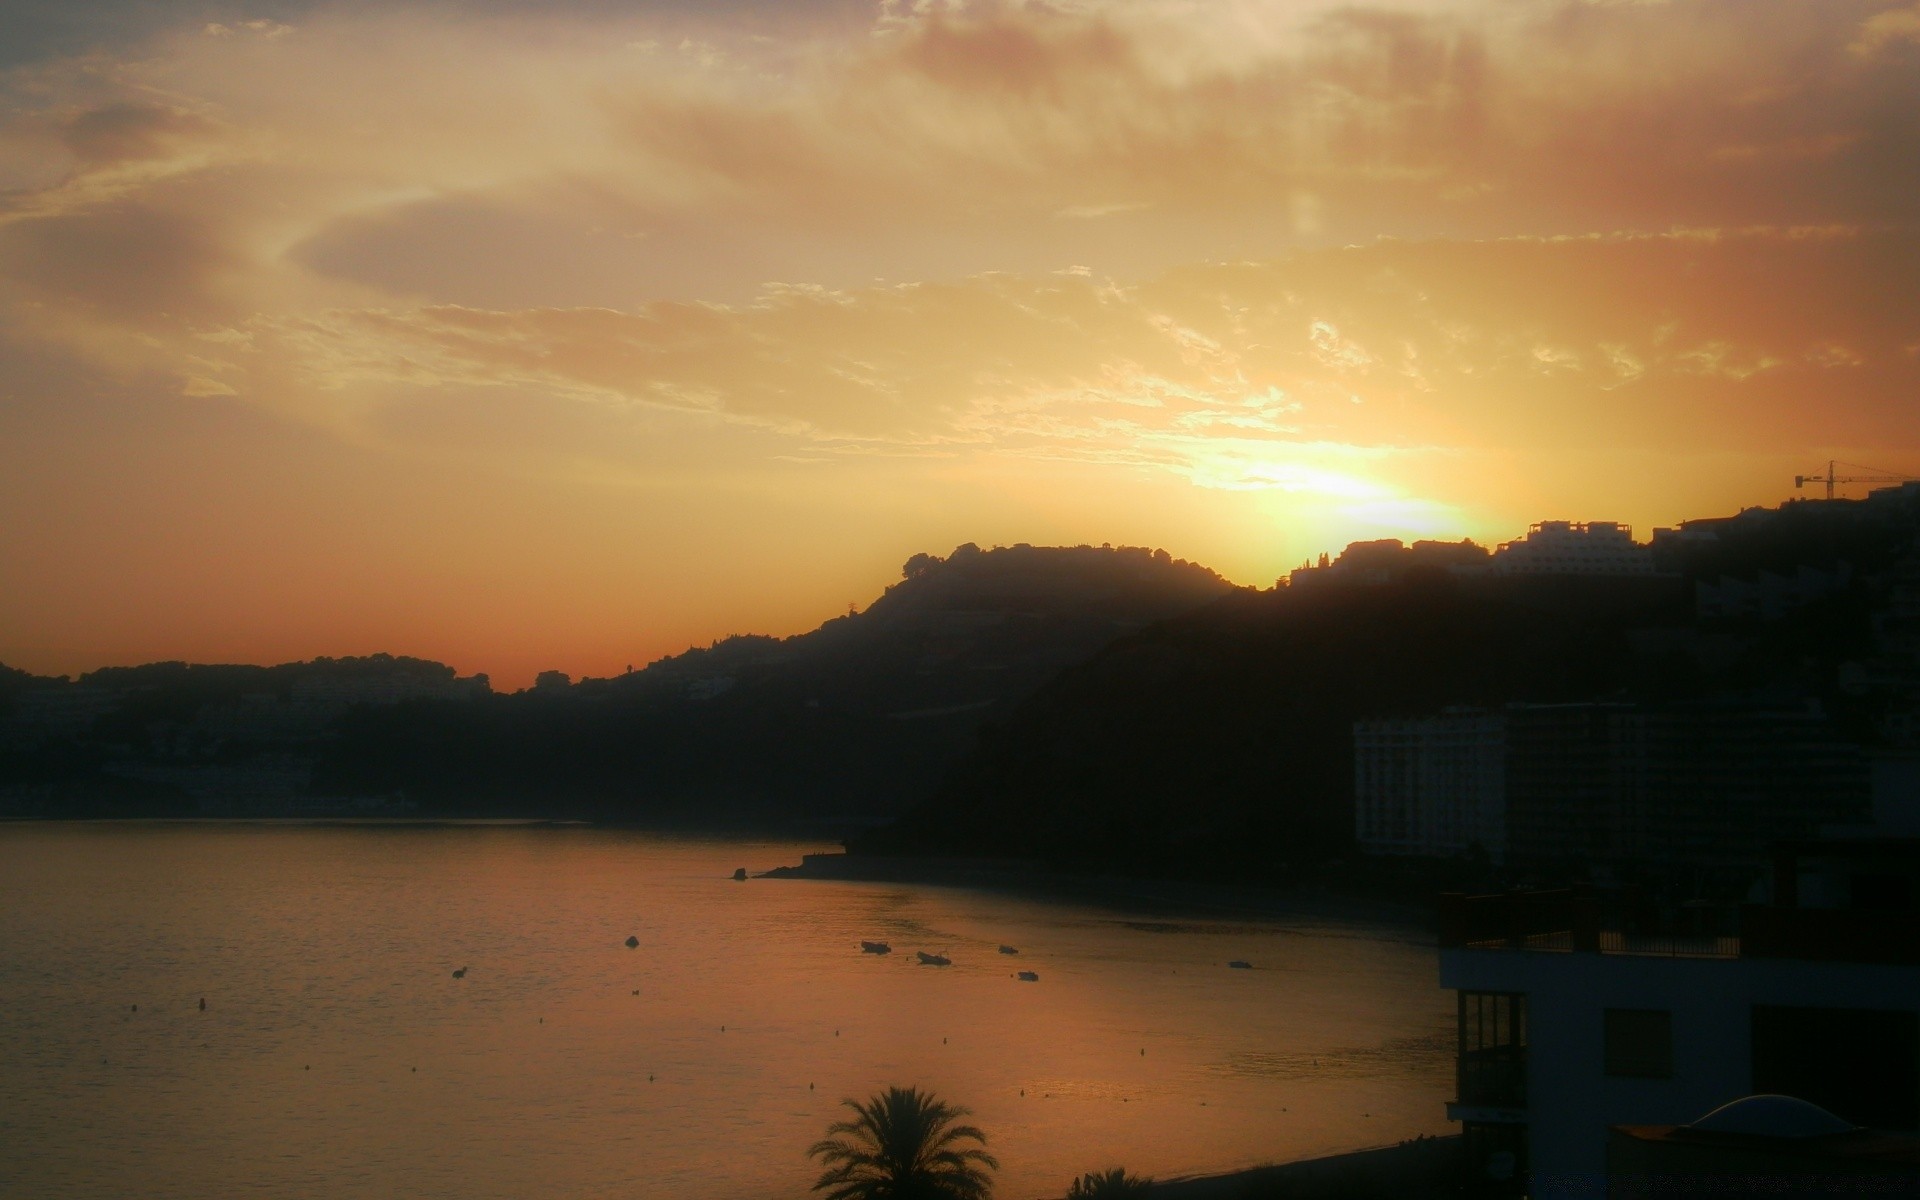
[806,1085,998,1199]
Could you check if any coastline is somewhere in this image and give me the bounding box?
[1143,1136,1460,1199]
[758,851,1436,929]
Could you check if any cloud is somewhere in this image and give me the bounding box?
[10,0,1920,685]
[3,1,1919,493]
[1852,2,1920,55]
[0,201,239,320]
[2,3,1914,322]
[129,229,1904,499]
[60,101,215,164]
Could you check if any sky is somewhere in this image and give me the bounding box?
[3,0,1919,688]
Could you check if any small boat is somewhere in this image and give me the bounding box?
[451,967,468,979]
[1016,971,1038,982]
[625,935,640,949]
[1227,960,1252,969]
[998,945,1019,955]
[732,868,748,881]
[917,951,952,966]
[860,941,892,955]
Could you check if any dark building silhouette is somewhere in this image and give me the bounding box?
[1359,702,1871,889]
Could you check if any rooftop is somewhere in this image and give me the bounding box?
[1439,886,1920,965]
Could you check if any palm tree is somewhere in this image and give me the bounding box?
[1065,1167,1153,1198]
[807,1085,999,1200]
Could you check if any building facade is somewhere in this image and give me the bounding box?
[1487,521,1656,576]
[1355,702,1871,886]
[1354,710,1507,861]
[1438,843,1920,1198]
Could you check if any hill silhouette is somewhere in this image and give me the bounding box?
[1,544,1236,820]
[315,543,1237,820]
[857,491,1920,880]
[853,574,1658,877]
[8,490,1918,868]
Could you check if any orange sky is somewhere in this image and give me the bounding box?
[3,0,1919,688]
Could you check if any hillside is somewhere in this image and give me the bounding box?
[315,543,1237,819]
[857,491,1920,880]
[855,573,1664,877]
[0,544,1238,820]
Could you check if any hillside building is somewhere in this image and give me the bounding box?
[1487,521,1656,576]
[1355,702,1870,885]
[1353,710,1507,861]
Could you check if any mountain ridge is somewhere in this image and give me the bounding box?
[0,542,1240,820]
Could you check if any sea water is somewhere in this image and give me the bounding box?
[0,822,1454,1198]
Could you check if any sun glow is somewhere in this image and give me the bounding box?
[3,0,1918,684]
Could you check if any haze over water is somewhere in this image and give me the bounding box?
[0,823,1452,1198]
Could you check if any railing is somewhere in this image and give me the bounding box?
[1439,891,1741,958]
[1442,890,1920,962]
[1740,904,1920,965]
[1458,1047,1527,1108]
[1596,930,1740,958]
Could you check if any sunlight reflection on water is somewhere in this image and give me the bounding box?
[0,823,1453,1199]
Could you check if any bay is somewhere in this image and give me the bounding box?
[0,822,1453,1198]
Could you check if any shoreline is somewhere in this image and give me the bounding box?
[758,851,1437,930]
[1142,1135,1460,1199]
[2,822,1439,930]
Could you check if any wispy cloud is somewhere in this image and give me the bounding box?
[5,0,1920,678]
[138,229,1917,495]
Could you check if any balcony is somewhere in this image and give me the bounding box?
[1458,1046,1527,1108]
[1440,890,1920,963]
[1438,890,1740,959]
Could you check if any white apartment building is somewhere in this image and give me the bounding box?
[1487,521,1656,576]
[1437,842,1920,1198]
[1354,710,1507,861]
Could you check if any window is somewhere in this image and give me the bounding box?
[1459,992,1528,1106]
[1604,1008,1672,1079]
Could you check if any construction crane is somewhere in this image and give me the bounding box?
[1794,460,1920,500]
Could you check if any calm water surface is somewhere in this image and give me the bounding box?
[0,823,1453,1199]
